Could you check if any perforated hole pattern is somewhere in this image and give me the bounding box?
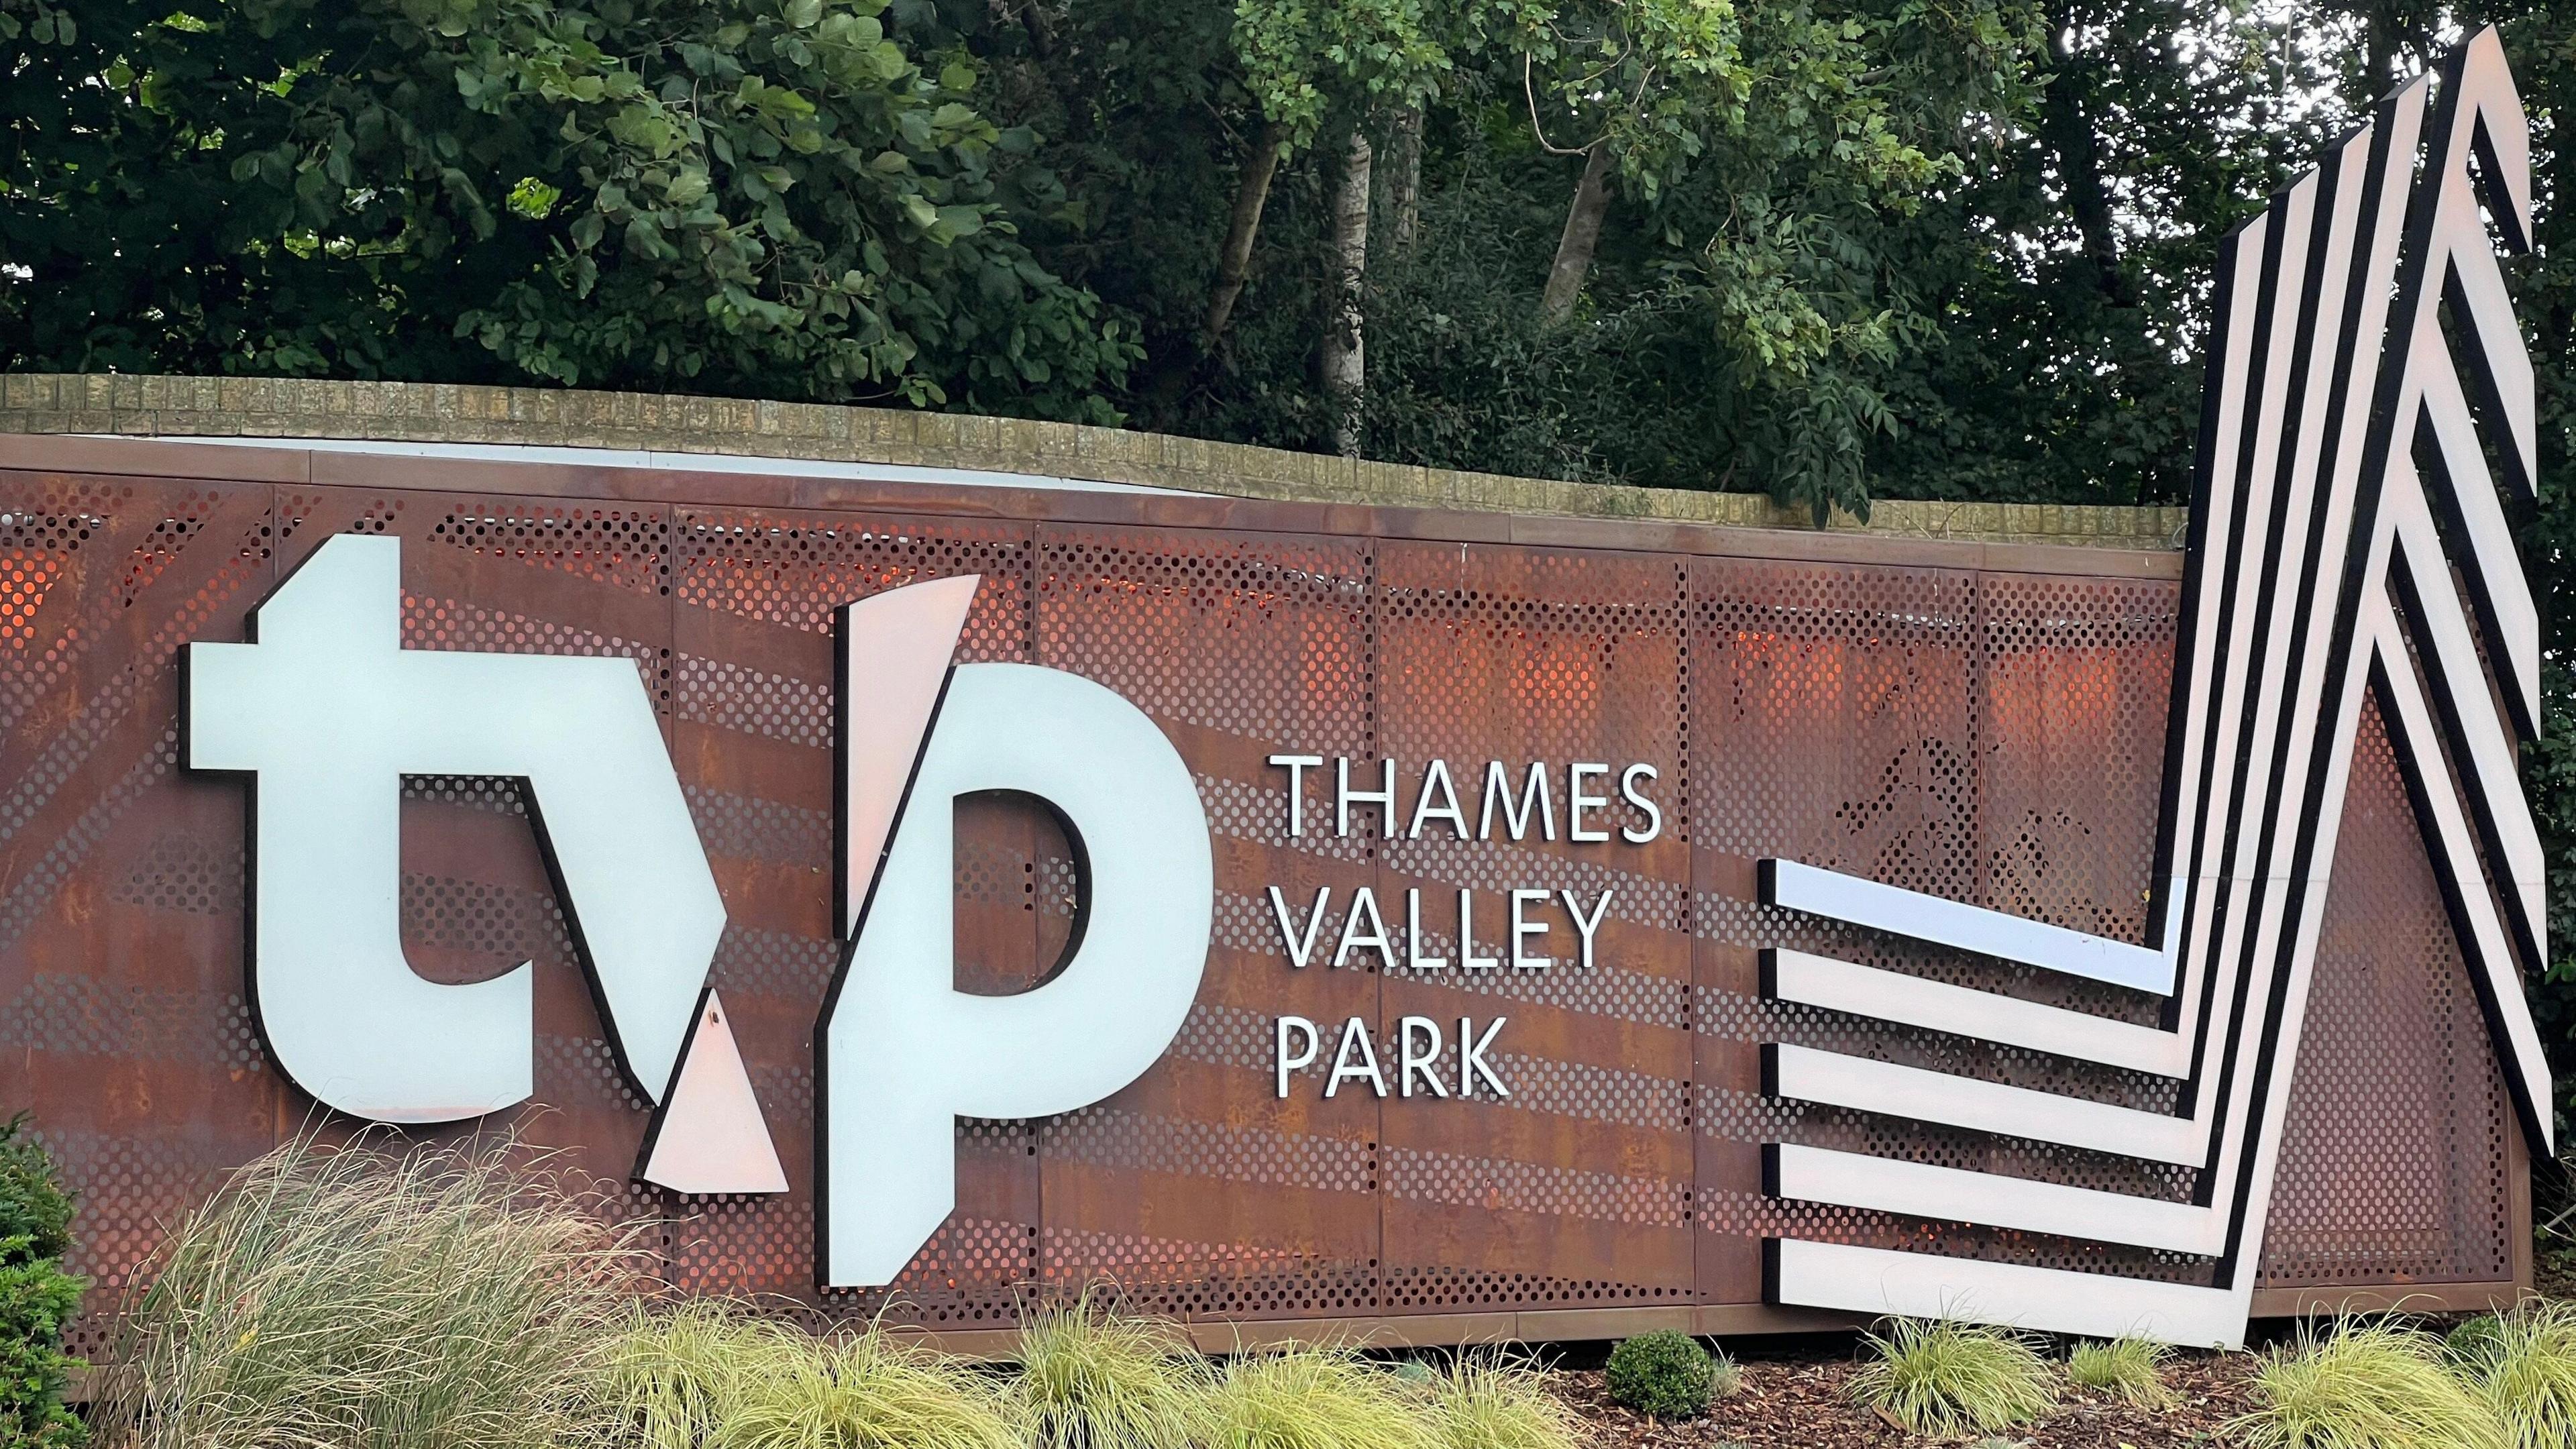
[0,474,2516,1351]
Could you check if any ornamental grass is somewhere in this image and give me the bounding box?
[91,1132,642,1449]
[2235,1320,2508,1449]
[2068,1335,2176,1409]
[1202,1346,1443,1449]
[604,1301,755,1449]
[2445,1301,2576,1449]
[604,1299,1025,1449]
[1014,1291,1212,1449]
[728,1328,1020,1449]
[1426,1349,1582,1449]
[1848,1316,2056,1436]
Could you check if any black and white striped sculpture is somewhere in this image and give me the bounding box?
[1757,28,2551,1346]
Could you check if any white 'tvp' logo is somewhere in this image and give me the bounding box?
[186,537,1217,1281]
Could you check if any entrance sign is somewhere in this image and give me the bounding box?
[0,30,2546,1359]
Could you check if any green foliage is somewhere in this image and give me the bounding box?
[1504,0,1749,192]
[0,1118,83,1449]
[1232,0,1455,147]
[1849,1317,2055,1437]
[0,1120,70,1269]
[2450,1316,2513,1376]
[2448,1301,2576,1449]
[0,0,1135,419]
[17,0,2576,747]
[2067,1336,2174,1409]
[1201,1346,1442,1449]
[606,1301,1026,1449]
[1602,1330,1727,1420]
[732,1333,1025,1449]
[1426,1350,1581,1449]
[1014,1293,1211,1449]
[93,1132,642,1449]
[2235,1322,2508,1449]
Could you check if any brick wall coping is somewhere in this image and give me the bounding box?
[0,374,2186,549]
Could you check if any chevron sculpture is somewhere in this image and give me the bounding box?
[1755,28,2553,1346]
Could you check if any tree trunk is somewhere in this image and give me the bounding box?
[1539,145,1612,329]
[1322,127,1374,458]
[1205,121,1289,349]
[2037,17,2131,307]
[1385,103,1424,256]
[1018,0,1056,60]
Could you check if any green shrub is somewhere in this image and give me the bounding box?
[2447,1316,2512,1375]
[1849,1318,2055,1436]
[1015,1293,1210,1449]
[1427,1350,1579,1449]
[0,1116,83,1448]
[1603,1330,1729,1419]
[2068,1336,2174,1408]
[2449,1301,2576,1449]
[1202,1347,1440,1449]
[2235,1320,2507,1449]
[93,1133,642,1449]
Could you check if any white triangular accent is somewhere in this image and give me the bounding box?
[641,991,788,1195]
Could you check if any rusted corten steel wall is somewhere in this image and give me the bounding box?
[1,435,2525,1355]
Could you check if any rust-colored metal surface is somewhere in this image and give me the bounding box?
[1,439,2522,1355]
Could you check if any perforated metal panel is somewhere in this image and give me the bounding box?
[1032,525,1381,1322]
[2257,694,2514,1288]
[1370,542,1695,1313]
[0,474,280,1362]
[0,449,2527,1350]
[1686,557,2212,1292]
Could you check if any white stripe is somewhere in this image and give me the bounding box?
[2387,484,2547,943]
[2408,340,2543,723]
[1762,861,2171,994]
[1766,949,2183,1076]
[1766,1044,2204,1164]
[1769,1238,2249,1347]
[1768,1144,2219,1254]
[2367,604,2555,1147]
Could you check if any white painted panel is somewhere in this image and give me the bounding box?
[1766,950,2184,1076]
[1768,1144,2220,1254]
[1762,861,2171,994]
[1770,1238,2249,1347]
[1766,1044,2204,1163]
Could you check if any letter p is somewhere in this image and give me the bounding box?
[819,584,1213,1287]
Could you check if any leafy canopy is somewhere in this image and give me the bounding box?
[0,0,1137,417]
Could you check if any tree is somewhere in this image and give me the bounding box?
[1872,0,2328,507]
[0,0,1137,419]
[1205,0,1453,348]
[1507,0,1745,327]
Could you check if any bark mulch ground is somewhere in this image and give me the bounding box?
[1551,1350,2261,1449]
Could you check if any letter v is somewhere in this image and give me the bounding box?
[1269,886,1334,969]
